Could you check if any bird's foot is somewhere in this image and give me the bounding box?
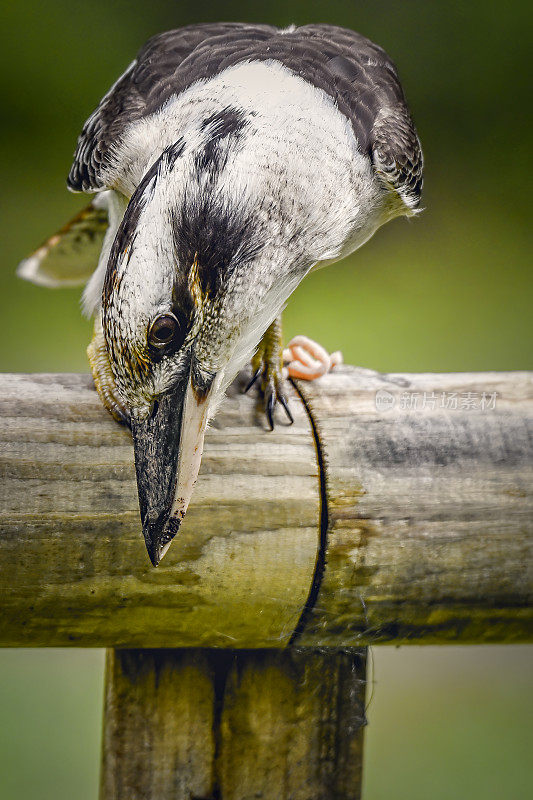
[87,316,130,426]
[283,335,343,380]
[245,317,293,430]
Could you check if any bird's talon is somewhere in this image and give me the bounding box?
[266,389,275,431]
[278,393,294,425]
[244,367,262,393]
[111,403,131,427]
[246,317,295,429]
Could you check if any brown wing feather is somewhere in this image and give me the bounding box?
[68,23,277,192]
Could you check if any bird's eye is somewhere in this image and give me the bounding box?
[148,313,181,351]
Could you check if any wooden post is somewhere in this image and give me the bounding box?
[100,648,367,800]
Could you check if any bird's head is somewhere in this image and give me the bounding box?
[101,144,269,566]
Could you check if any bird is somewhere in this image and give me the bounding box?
[17,22,423,566]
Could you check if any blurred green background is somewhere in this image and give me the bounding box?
[1,1,531,798]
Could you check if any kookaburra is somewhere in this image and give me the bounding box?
[18,23,422,566]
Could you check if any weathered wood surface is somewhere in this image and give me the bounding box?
[100,647,367,800]
[0,373,319,647]
[295,368,533,646]
[0,369,532,646]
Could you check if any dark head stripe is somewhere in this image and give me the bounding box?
[102,139,186,308]
[172,192,262,301]
[196,106,249,173]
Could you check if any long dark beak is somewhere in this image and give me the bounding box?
[131,357,211,566]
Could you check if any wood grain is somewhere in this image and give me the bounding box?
[296,368,533,646]
[0,368,532,646]
[100,648,367,800]
[0,373,319,647]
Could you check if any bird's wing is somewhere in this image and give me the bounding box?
[17,196,109,287]
[67,23,278,193]
[69,23,422,207]
[295,25,423,209]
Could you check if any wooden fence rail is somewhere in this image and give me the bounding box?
[1,368,532,800]
[1,368,531,648]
